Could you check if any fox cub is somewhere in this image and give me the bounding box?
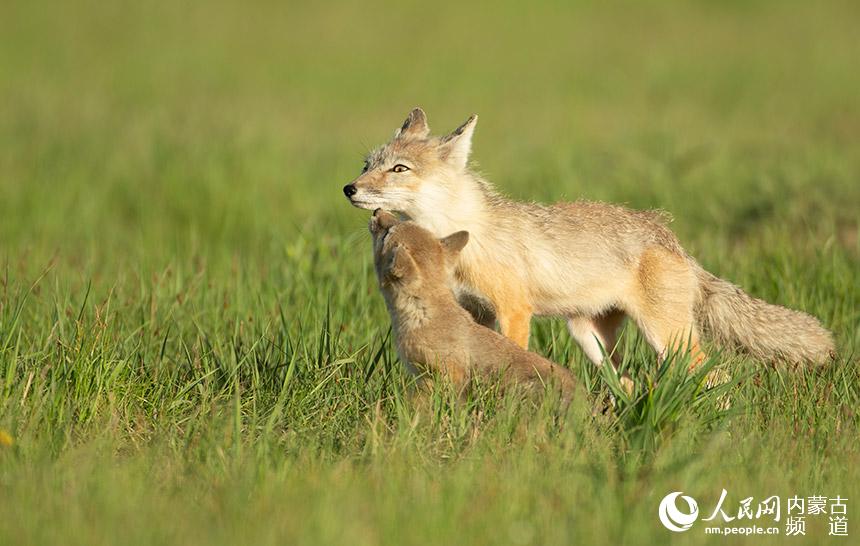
[346,108,835,378]
[369,208,576,401]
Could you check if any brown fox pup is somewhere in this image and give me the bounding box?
[369,208,576,401]
[346,108,835,378]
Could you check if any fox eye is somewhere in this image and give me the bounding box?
[361,162,369,173]
[391,164,410,173]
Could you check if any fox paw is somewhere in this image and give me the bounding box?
[704,368,732,410]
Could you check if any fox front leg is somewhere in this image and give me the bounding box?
[498,305,533,349]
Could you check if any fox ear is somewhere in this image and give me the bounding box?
[395,107,429,140]
[388,246,417,280]
[440,230,469,259]
[439,114,477,170]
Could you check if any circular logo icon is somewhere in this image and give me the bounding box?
[658,492,699,532]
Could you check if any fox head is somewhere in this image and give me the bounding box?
[369,208,469,291]
[344,108,478,218]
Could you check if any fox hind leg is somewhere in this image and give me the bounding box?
[567,310,626,366]
[637,312,707,368]
[634,299,732,404]
[631,248,707,369]
[568,310,633,394]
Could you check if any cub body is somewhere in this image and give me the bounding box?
[369,209,576,400]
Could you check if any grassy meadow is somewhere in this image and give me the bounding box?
[1,1,859,544]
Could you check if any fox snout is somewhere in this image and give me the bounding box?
[342,174,382,210]
[345,108,479,213]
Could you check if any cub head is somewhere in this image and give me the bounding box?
[343,108,478,216]
[369,208,469,289]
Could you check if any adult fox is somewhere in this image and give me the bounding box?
[343,108,835,375]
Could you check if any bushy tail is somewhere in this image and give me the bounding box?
[693,266,835,365]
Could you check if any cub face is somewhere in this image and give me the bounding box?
[369,209,469,289]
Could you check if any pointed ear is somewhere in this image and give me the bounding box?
[388,246,417,280]
[370,208,399,235]
[438,114,477,170]
[394,107,429,140]
[440,230,469,260]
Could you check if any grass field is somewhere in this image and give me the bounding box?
[1,1,859,544]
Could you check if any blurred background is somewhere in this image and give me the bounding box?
[2,0,858,276]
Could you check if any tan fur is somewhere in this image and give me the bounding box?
[346,108,836,374]
[368,209,576,401]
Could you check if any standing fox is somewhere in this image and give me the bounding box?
[345,108,835,376]
[369,208,576,400]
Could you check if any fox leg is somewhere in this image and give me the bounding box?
[631,248,707,369]
[637,313,707,368]
[634,307,732,392]
[568,310,633,393]
[567,310,626,367]
[637,311,735,400]
[497,304,532,349]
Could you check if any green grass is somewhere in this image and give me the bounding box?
[1,1,859,544]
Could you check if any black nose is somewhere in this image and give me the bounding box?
[343,184,357,197]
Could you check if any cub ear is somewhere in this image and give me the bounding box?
[369,208,399,235]
[438,114,477,170]
[394,107,429,140]
[440,230,469,259]
[388,246,417,280]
